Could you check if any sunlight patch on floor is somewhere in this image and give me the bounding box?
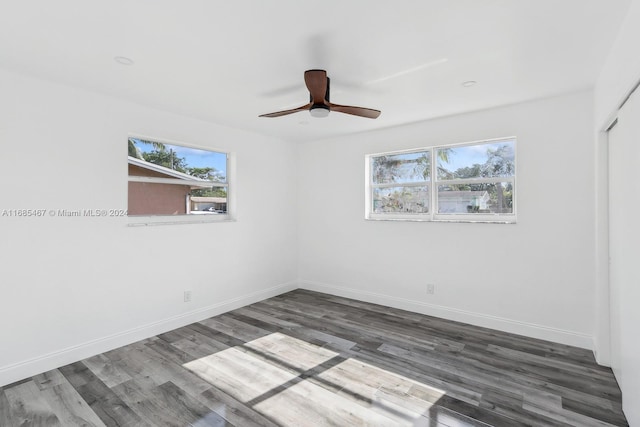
[183,332,447,426]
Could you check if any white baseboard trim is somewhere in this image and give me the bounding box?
[1,279,596,388]
[0,281,297,388]
[299,280,594,350]
[593,336,611,367]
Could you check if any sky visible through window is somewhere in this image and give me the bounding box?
[440,140,515,173]
[132,139,227,177]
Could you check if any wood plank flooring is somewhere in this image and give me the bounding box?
[0,290,628,426]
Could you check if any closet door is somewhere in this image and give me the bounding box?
[608,87,640,423]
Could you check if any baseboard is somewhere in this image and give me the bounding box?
[299,280,594,350]
[593,336,612,367]
[1,279,596,388]
[0,280,297,388]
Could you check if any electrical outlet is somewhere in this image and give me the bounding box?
[426,284,435,295]
[184,290,192,302]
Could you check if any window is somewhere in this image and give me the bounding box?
[366,138,516,222]
[369,150,431,217]
[127,137,230,219]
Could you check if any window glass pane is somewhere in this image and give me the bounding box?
[437,182,514,214]
[372,151,430,184]
[128,138,228,216]
[437,140,515,180]
[372,186,429,214]
[129,138,227,182]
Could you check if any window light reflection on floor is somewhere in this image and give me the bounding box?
[183,332,446,426]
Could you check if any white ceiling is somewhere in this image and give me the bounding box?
[0,1,631,142]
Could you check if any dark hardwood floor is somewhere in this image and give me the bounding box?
[0,290,628,426]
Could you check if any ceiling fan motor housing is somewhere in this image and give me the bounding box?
[309,76,330,103]
[309,76,330,117]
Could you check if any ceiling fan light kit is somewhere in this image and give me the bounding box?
[260,69,381,119]
[309,104,330,118]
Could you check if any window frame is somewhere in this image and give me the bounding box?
[365,147,432,221]
[365,137,516,223]
[127,134,235,227]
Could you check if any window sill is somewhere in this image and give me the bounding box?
[365,215,516,224]
[127,214,235,227]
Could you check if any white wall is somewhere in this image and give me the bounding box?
[0,69,298,386]
[595,0,640,128]
[298,90,596,349]
[594,0,640,423]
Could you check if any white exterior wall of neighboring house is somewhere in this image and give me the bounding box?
[191,197,227,213]
[437,191,490,213]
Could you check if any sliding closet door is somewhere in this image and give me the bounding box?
[608,88,640,424]
[608,122,622,381]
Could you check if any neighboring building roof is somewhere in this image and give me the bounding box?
[128,156,208,182]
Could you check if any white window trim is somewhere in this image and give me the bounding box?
[127,134,235,227]
[365,137,516,223]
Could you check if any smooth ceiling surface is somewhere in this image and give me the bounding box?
[0,1,631,142]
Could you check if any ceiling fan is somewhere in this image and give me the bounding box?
[259,69,381,119]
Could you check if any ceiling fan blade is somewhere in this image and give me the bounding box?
[328,102,381,119]
[304,70,328,104]
[259,103,312,118]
